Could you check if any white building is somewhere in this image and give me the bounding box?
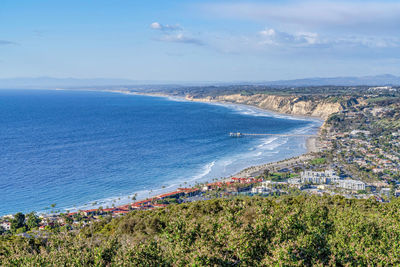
[338,180,365,191]
[300,170,340,184]
[380,188,391,198]
[350,130,370,136]
[251,186,271,194]
[0,222,11,231]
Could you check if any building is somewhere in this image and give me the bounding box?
[0,222,11,231]
[338,180,366,191]
[251,186,271,194]
[177,188,201,197]
[380,188,391,198]
[288,178,301,185]
[350,130,370,136]
[300,170,340,184]
[156,191,185,200]
[288,178,308,189]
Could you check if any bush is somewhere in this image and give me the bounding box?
[1,196,400,266]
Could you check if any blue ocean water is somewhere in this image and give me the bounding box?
[0,89,321,215]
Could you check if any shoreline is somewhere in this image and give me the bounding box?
[106,89,324,181]
[80,89,324,187]
[232,137,319,178]
[2,88,325,217]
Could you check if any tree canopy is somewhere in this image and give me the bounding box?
[1,195,400,266]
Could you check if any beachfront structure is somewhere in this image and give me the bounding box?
[300,170,340,184]
[251,186,271,194]
[288,178,309,189]
[338,179,366,191]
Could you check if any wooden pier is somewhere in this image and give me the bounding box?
[229,132,315,137]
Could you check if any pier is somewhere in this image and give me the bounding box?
[229,132,315,137]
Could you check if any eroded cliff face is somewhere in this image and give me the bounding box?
[185,94,343,119]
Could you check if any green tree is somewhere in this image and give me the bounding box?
[11,212,25,232]
[390,180,397,198]
[26,212,41,230]
[263,169,270,179]
[64,215,73,225]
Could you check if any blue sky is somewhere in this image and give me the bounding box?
[1,0,399,81]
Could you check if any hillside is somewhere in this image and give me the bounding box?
[2,196,400,266]
[185,94,358,119]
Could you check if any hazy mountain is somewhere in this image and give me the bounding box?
[0,77,140,89]
[261,74,400,86]
[0,74,399,89]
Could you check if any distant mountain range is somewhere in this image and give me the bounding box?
[0,74,399,89]
[0,77,139,89]
[260,74,400,87]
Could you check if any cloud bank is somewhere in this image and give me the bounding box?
[150,22,182,32]
[150,22,203,46]
[149,2,400,58]
[201,1,400,31]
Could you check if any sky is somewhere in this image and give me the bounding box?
[0,0,400,82]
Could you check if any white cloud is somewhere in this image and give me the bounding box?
[150,22,182,31]
[150,22,203,46]
[201,1,400,31]
[207,27,400,55]
[258,28,320,47]
[255,27,400,50]
[159,33,204,46]
[150,22,162,30]
[333,36,400,48]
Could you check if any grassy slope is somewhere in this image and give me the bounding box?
[2,195,400,266]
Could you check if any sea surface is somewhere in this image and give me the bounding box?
[0,89,321,215]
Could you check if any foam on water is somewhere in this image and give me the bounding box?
[0,89,321,215]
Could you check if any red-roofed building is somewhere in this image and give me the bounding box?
[157,191,184,199]
[80,209,99,216]
[112,210,129,216]
[102,208,115,213]
[177,188,200,197]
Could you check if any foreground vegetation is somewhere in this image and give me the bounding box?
[2,195,400,266]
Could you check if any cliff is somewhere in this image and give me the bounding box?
[185,94,344,119]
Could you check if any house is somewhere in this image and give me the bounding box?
[80,209,99,216]
[177,188,200,197]
[0,222,11,231]
[338,180,366,191]
[112,210,129,216]
[227,184,252,193]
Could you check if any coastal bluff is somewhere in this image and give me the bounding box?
[185,94,342,119]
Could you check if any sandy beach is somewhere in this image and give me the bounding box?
[232,135,321,178]
[108,89,325,180]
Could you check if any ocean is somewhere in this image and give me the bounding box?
[0,89,321,215]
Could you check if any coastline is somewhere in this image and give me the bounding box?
[106,89,324,181]
[64,89,325,214]
[67,88,324,214]
[233,137,319,178]
[2,88,325,216]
